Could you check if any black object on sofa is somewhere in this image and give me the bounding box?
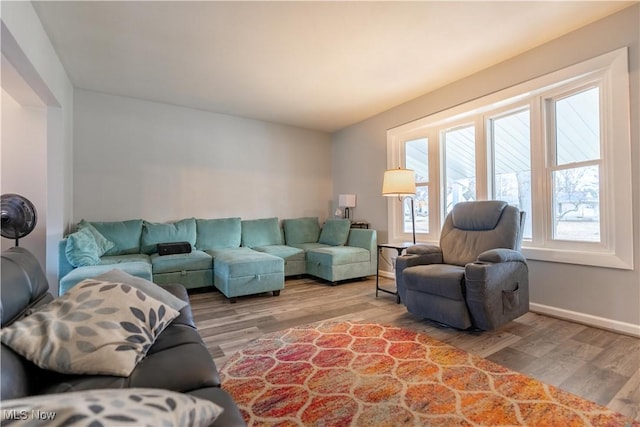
[0,247,246,427]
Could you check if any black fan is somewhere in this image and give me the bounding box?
[1,194,38,246]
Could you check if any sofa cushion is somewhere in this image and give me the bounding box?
[141,218,197,254]
[100,253,151,265]
[58,262,153,295]
[150,250,212,274]
[404,264,466,300]
[130,331,221,390]
[79,219,144,256]
[94,269,188,312]
[291,242,330,252]
[307,246,370,265]
[196,217,241,250]
[1,280,179,377]
[241,217,283,248]
[253,245,305,262]
[318,219,351,246]
[282,217,321,245]
[1,388,222,427]
[65,227,102,267]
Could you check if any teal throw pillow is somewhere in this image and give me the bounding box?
[141,218,197,254]
[283,217,321,245]
[79,222,115,255]
[79,219,144,256]
[318,219,351,246]
[65,227,102,267]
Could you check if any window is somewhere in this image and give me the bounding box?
[547,87,601,242]
[488,107,532,239]
[443,125,476,214]
[387,48,632,269]
[405,138,429,234]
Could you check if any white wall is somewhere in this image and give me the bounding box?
[0,90,46,264]
[332,5,640,334]
[73,90,333,224]
[1,2,74,291]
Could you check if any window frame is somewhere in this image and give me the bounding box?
[542,81,604,247]
[386,48,633,270]
[485,103,533,240]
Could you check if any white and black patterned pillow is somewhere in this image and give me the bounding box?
[0,280,180,377]
[0,388,222,427]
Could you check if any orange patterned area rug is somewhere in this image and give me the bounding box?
[220,320,638,426]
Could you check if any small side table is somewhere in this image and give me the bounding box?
[376,242,414,303]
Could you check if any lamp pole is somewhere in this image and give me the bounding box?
[410,197,416,244]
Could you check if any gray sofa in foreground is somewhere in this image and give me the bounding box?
[2,247,246,427]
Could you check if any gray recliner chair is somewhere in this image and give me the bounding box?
[395,200,529,330]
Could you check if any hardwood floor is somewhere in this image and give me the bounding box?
[189,275,640,421]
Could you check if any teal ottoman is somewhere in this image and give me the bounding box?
[252,245,306,277]
[209,247,284,302]
[306,246,372,284]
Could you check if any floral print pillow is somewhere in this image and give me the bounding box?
[1,279,179,376]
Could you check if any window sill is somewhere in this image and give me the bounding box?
[522,246,633,270]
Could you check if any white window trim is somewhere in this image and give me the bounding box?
[387,48,633,270]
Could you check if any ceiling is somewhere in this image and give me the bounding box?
[32,1,634,133]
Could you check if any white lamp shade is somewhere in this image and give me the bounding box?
[338,194,356,208]
[382,168,416,196]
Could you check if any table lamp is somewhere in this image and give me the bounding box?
[338,194,356,219]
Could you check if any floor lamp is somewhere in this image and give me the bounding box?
[382,168,416,244]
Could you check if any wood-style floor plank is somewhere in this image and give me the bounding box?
[189,275,640,421]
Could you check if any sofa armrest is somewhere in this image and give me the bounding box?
[58,239,74,283]
[346,229,377,257]
[346,229,377,276]
[161,284,196,328]
[188,388,248,427]
[477,248,527,265]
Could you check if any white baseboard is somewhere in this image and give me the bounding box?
[377,270,395,279]
[529,303,640,338]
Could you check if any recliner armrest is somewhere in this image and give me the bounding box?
[394,247,443,304]
[477,248,527,265]
[395,244,443,275]
[406,244,442,257]
[396,244,444,268]
[464,253,530,330]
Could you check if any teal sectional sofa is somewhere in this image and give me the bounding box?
[58,216,377,301]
